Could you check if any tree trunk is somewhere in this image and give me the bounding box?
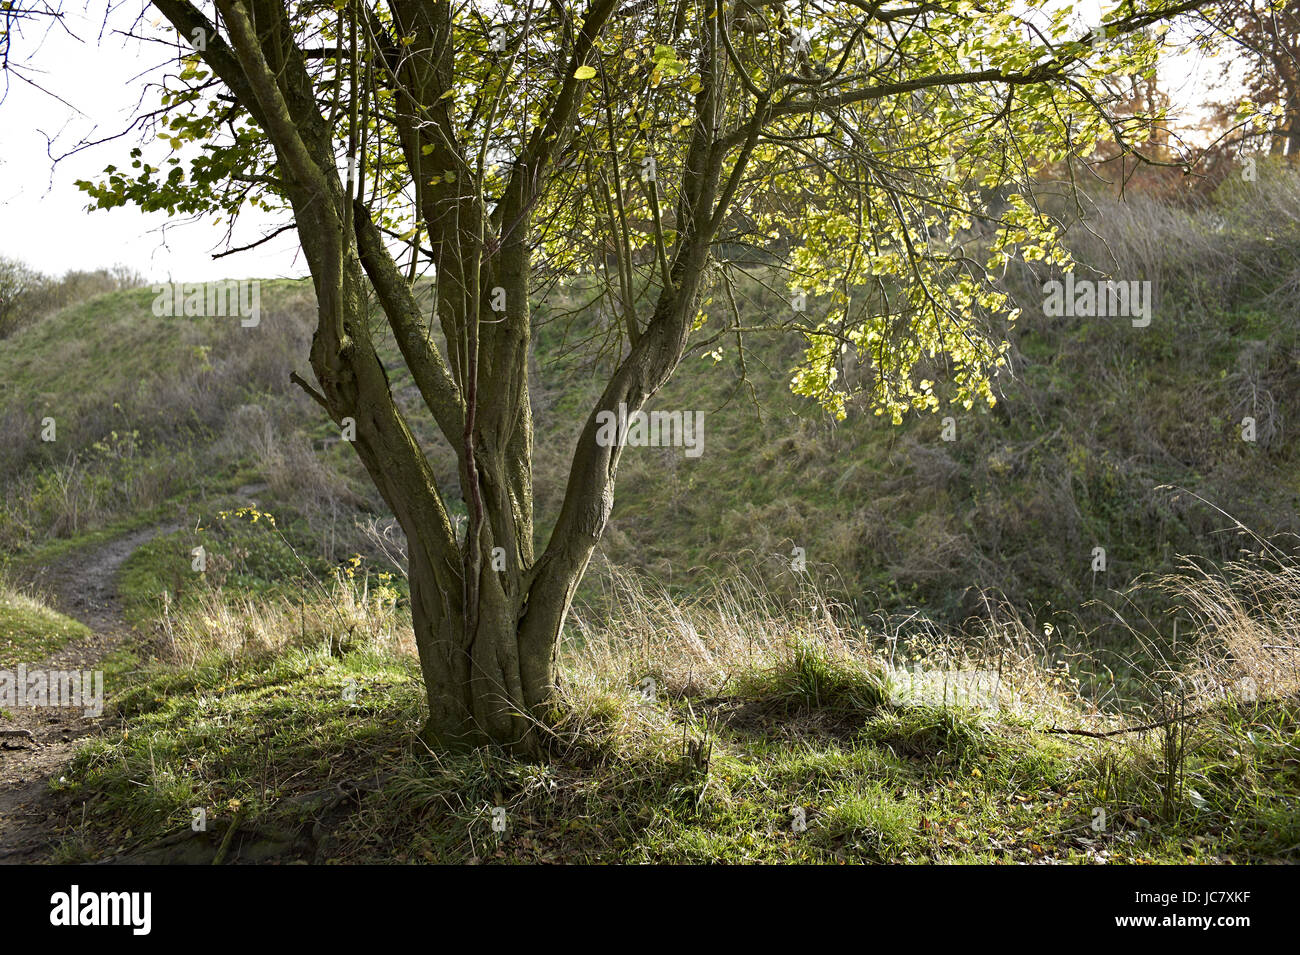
[407,528,560,755]
[170,0,718,756]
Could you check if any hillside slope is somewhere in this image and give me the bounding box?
[2,176,1298,644]
[3,177,1300,864]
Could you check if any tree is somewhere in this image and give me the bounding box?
[0,257,46,338]
[1205,0,1300,158]
[61,0,1202,753]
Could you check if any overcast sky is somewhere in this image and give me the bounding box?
[0,2,1231,285]
[0,4,306,282]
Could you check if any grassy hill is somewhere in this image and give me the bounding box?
[6,179,1298,639]
[3,170,1300,863]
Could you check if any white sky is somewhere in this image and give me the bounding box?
[0,2,1237,284]
[0,3,306,282]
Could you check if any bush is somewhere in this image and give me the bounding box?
[0,259,147,340]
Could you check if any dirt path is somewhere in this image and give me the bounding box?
[0,523,181,863]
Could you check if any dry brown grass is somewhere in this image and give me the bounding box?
[151,542,1293,745]
[563,567,859,697]
[1160,553,1300,707]
[158,572,413,667]
[560,566,1099,729]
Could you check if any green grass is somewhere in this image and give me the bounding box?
[523,261,1300,641]
[6,499,185,570]
[6,176,1300,864]
[0,278,326,560]
[0,280,310,401]
[5,241,1298,641]
[0,590,91,662]
[117,511,335,629]
[36,618,1300,864]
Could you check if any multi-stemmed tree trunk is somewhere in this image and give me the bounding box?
[58,0,1207,752]
[154,0,735,750]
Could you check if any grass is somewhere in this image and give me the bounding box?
[38,562,1300,864]
[5,172,1300,864]
[0,579,91,663]
[5,498,186,571]
[5,177,1300,641]
[0,279,339,560]
[117,507,340,630]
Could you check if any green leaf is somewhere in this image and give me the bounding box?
[574,65,597,80]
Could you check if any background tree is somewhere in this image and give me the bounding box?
[65,0,1203,753]
[1205,0,1300,158]
[0,257,45,338]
